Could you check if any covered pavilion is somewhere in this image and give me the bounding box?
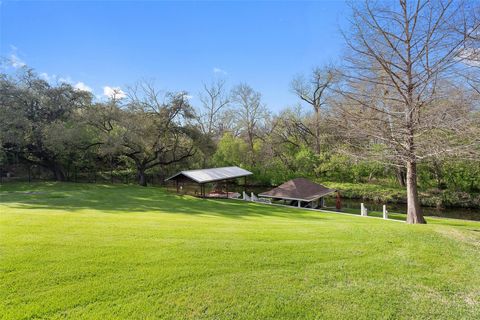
[165,166,253,198]
[259,178,336,209]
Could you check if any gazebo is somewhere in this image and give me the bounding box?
[259,178,336,209]
[165,166,253,198]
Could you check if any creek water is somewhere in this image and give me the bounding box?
[323,197,480,221]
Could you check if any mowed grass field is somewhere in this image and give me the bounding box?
[1,183,480,319]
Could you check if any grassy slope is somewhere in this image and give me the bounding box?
[1,183,480,319]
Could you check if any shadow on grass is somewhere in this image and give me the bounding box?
[0,182,330,221]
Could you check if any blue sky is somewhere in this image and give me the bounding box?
[0,0,349,111]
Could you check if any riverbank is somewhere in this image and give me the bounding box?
[322,181,480,209]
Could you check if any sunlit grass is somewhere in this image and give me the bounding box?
[1,182,480,319]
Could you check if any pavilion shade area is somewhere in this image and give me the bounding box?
[165,166,252,197]
[259,178,336,208]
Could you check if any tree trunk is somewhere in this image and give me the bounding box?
[432,159,444,189]
[248,130,256,165]
[396,166,407,187]
[137,168,147,186]
[52,164,66,181]
[406,160,426,224]
[314,108,321,154]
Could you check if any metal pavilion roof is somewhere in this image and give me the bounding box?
[165,166,253,184]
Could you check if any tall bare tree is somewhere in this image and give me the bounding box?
[291,67,335,154]
[196,78,230,138]
[266,106,315,172]
[230,83,269,165]
[338,0,480,223]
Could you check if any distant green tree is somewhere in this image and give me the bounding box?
[0,69,93,180]
[87,83,200,186]
[212,132,248,167]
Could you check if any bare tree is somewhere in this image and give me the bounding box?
[217,108,242,138]
[291,67,335,154]
[338,0,480,223]
[266,106,315,171]
[457,5,480,97]
[196,78,230,138]
[230,83,269,165]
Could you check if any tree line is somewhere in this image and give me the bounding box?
[1,0,480,224]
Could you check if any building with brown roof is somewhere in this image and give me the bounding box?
[259,178,336,208]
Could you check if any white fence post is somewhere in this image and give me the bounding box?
[361,203,366,216]
[383,205,388,219]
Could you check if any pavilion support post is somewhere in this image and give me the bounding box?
[244,176,247,193]
[225,179,229,198]
[176,180,179,193]
[298,200,301,208]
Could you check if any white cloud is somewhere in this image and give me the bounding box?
[38,74,71,84]
[38,71,94,94]
[39,72,50,81]
[213,67,227,75]
[40,73,92,92]
[458,47,480,67]
[39,72,57,82]
[103,86,126,99]
[8,45,26,68]
[9,53,26,68]
[74,82,92,92]
[58,76,73,84]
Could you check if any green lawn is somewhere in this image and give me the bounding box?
[1,183,480,319]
